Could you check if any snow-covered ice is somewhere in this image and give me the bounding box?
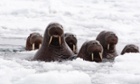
[0,0,140,84]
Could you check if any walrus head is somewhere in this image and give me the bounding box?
[30,33,43,50]
[105,32,118,53]
[45,22,64,47]
[64,33,77,54]
[86,40,103,62]
[78,40,103,62]
[121,44,139,55]
[27,33,43,50]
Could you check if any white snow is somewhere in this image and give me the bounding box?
[0,0,140,84]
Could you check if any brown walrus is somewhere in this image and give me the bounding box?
[26,32,43,51]
[121,44,139,55]
[64,33,78,54]
[96,31,118,60]
[77,40,103,62]
[33,22,74,62]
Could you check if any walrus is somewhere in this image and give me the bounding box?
[26,32,43,51]
[64,33,78,54]
[33,22,74,62]
[96,31,118,59]
[77,40,103,62]
[121,44,139,55]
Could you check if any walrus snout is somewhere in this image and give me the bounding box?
[107,34,118,44]
[48,26,63,37]
[106,34,118,51]
[87,45,102,53]
[30,34,42,43]
[65,36,77,48]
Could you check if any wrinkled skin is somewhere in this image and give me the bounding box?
[77,40,103,62]
[26,32,43,51]
[121,44,139,55]
[96,31,118,60]
[33,22,74,62]
[64,33,78,54]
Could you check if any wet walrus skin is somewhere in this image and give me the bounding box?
[121,44,139,55]
[96,31,118,59]
[33,22,74,62]
[26,32,43,51]
[64,33,78,54]
[77,40,103,62]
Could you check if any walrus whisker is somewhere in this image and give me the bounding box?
[32,43,35,50]
[73,45,76,53]
[59,36,61,45]
[49,36,53,45]
[91,53,94,61]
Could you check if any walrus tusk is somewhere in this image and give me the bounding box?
[32,43,35,50]
[49,36,53,45]
[107,44,110,50]
[99,53,102,60]
[39,44,42,48]
[73,45,76,53]
[59,36,61,45]
[91,53,94,61]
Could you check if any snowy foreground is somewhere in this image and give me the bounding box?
[1,0,140,84]
[1,53,140,84]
